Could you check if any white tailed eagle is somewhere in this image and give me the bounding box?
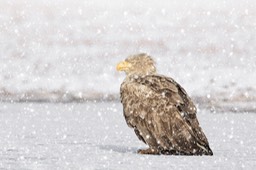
[116,53,213,155]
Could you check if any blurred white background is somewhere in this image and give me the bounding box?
[0,0,255,103]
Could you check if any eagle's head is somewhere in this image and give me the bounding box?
[116,53,156,76]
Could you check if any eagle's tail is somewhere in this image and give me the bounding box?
[196,143,213,156]
[204,145,213,156]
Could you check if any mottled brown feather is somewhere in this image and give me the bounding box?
[120,74,213,155]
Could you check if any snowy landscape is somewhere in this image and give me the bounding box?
[0,102,256,169]
[0,0,256,169]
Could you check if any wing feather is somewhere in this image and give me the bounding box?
[121,74,212,155]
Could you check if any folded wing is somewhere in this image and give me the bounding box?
[121,75,212,155]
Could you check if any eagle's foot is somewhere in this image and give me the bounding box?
[137,148,160,155]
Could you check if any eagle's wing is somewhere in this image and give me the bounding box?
[121,74,212,155]
[152,75,210,146]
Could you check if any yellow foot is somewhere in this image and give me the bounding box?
[137,148,160,155]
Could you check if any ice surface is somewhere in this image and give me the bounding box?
[0,102,256,169]
[0,0,256,104]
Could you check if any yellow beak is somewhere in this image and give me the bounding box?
[116,61,132,71]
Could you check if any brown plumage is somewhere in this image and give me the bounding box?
[116,53,213,155]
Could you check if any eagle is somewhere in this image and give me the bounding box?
[116,53,213,155]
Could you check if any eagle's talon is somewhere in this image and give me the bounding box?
[137,148,160,155]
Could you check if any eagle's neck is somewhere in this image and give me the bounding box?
[125,73,155,82]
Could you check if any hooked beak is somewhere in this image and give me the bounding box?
[116,61,132,71]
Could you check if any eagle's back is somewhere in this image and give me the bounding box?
[120,74,212,155]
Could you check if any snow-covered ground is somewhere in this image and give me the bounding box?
[0,102,256,169]
[0,0,256,107]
